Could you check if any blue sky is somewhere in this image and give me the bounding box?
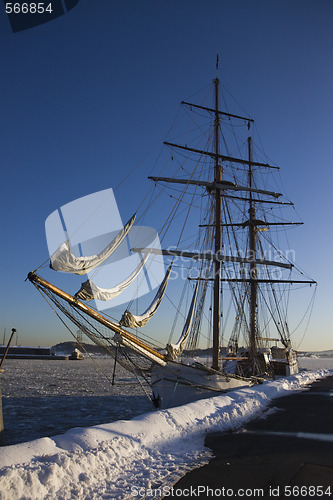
[0,0,332,351]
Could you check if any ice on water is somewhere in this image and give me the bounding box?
[1,357,153,446]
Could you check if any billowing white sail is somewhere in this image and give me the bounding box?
[75,251,150,301]
[120,265,172,328]
[165,282,199,360]
[50,214,136,275]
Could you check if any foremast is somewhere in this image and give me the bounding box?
[212,77,221,371]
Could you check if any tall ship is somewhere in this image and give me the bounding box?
[28,70,316,408]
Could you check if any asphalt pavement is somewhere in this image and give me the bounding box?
[169,375,333,499]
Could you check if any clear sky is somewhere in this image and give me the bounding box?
[0,0,332,351]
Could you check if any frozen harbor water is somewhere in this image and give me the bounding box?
[0,357,153,446]
[0,356,332,447]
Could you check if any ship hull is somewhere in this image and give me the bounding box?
[151,349,299,408]
[151,361,252,409]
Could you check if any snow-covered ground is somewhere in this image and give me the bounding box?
[0,358,332,499]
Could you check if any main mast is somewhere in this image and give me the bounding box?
[248,136,258,373]
[212,78,221,371]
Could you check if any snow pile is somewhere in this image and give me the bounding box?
[0,369,330,499]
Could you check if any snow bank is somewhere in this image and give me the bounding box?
[0,370,330,500]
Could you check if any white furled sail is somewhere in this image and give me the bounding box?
[120,265,172,328]
[165,281,199,360]
[50,213,136,275]
[75,251,150,301]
